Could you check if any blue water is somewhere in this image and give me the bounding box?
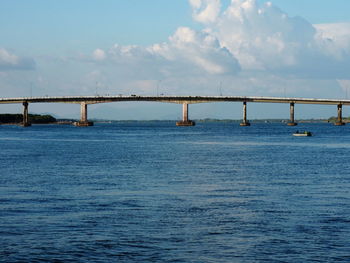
[1,122,350,262]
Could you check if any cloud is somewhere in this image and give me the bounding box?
[212,0,317,71]
[0,48,35,71]
[315,23,350,47]
[337,79,350,93]
[189,0,221,24]
[67,0,350,98]
[92,48,106,61]
[314,23,350,59]
[90,27,240,77]
[151,27,240,75]
[193,0,350,78]
[85,0,350,85]
[3,0,350,110]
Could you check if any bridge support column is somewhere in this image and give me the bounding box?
[335,104,345,126]
[240,102,250,126]
[287,102,297,126]
[176,103,195,126]
[22,102,31,127]
[74,102,94,127]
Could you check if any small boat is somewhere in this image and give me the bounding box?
[293,131,312,137]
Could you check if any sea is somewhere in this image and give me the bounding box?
[0,122,349,262]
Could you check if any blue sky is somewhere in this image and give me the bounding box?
[0,1,194,52]
[261,0,350,23]
[1,0,350,120]
[1,0,349,51]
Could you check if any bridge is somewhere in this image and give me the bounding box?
[1,95,349,127]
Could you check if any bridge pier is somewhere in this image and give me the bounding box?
[240,102,250,126]
[176,103,195,126]
[22,102,31,127]
[335,104,345,126]
[287,102,297,126]
[74,102,94,127]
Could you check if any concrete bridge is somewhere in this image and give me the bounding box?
[1,95,349,127]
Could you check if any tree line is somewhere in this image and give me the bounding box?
[0,114,56,124]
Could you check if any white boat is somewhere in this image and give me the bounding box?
[293,131,312,137]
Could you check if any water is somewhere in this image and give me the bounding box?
[1,122,350,262]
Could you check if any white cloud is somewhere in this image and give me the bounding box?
[315,23,350,46]
[186,0,350,79]
[189,0,202,9]
[68,0,350,99]
[0,48,18,65]
[314,23,350,59]
[190,0,221,24]
[48,0,350,99]
[206,1,315,70]
[337,79,350,93]
[151,27,240,75]
[88,27,240,77]
[6,0,347,100]
[92,48,106,61]
[0,48,35,71]
[86,0,350,85]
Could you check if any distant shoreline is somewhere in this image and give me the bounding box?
[1,113,348,125]
[90,118,335,123]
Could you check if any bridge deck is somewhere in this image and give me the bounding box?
[1,95,350,105]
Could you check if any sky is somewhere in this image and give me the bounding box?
[1,0,350,120]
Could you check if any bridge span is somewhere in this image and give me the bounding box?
[0,95,349,127]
